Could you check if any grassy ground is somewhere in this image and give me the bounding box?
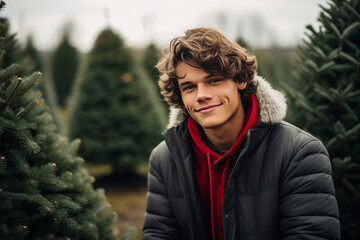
[93,173,148,239]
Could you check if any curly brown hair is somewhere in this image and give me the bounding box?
[156,27,258,112]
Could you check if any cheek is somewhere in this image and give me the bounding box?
[227,90,242,106]
[182,94,194,110]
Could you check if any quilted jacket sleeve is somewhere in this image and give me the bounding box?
[280,134,340,239]
[142,141,182,240]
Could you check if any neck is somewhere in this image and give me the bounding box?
[202,109,245,152]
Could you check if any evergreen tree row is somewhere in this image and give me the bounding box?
[52,23,79,108]
[285,0,360,238]
[0,1,117,238]
[68,28,165,174]
[141,42,169,116]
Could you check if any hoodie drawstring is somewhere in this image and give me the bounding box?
[207,153,217,240]
[222,159,230,195]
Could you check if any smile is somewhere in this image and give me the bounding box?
[195,104,222,113]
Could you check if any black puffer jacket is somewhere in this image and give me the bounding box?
[143,76,340,240]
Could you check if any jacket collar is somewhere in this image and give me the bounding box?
[166,75,287,129]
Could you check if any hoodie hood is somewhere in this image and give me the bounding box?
[166,75,287,129]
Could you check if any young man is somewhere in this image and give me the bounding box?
[143,28,340,240]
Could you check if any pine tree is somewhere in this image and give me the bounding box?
[142,43,160,82]
[235,36,250,49]
[284,0,360,238]
[69,28,163,174]
[235,35,296,90]
[0,17,21,71]
[4,3,61,134]
[0,15,29,79]
[22,34,61,136]
[0,2,117,239]
[142,42,168,114]
[23,35,43,73]
[255,48,296,90]
[52,23,79,107]
[1,11,61,131]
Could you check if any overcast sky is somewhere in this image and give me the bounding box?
[3,0,329,52]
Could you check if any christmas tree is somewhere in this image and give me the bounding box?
[142,43,160,83]
[1,11,61,131]
[235,36,295,90]
[0,2,117,239]
[141,42,168,114]
[23,35,43,73]
[235,36,250,49]
[0,16,20,71]
[52,22,79,107]
[22,35,59,126]
[69,28,164,174]
[284,0,360,238]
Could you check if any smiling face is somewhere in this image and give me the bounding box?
[177,61,247,130]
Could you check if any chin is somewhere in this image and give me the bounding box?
[197,118,224,129]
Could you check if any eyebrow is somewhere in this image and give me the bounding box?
[178,74,218,87]
[179,81,192,88]
[205,74,216,79]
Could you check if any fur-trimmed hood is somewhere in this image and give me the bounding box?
[166,75,287,129]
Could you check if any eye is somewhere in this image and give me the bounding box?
[209,78,222,84]
[183,85,195,91]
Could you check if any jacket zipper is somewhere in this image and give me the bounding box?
[168,133,198,240]
[224,130,253,239]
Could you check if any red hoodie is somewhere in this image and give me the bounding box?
[188,94,259,240]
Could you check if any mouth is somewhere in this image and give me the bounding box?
[195,103,222,113]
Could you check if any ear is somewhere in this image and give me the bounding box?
[237,81,247,90]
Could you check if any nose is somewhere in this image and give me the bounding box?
[196,84,212,102]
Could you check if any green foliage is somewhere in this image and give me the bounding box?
[142,43,160,82]
[236,36,296,90]
[0,3,117,239]
[0,20,44,80]
[284,0,360,238]
[120,228,135,240]
[69,28,164,174]
[0,14,30,79]
[235,36,251,49]
[0,17,21,71]
[52,28,79,107]
[255,48,296,90]
[141,42,168,114]
[22,36,56,119]
[23,35,43,73]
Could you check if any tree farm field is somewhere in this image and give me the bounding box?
[57,86,150,239]
[89,164,148,239]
